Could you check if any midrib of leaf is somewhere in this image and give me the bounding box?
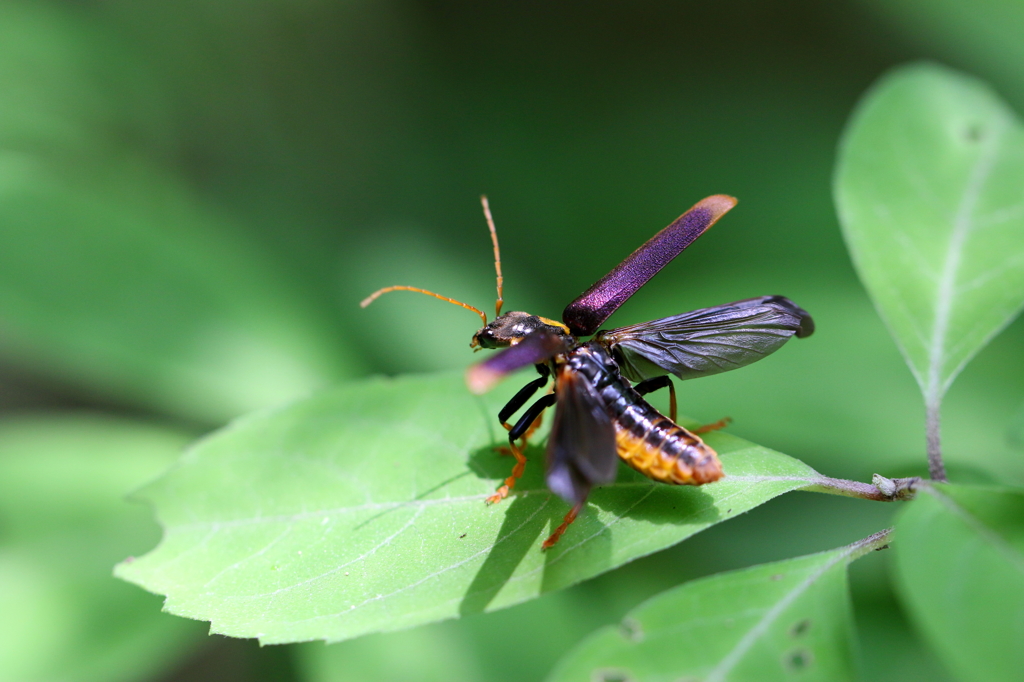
[925,117,1007,406]
[168,475,813,608]
[155,475,820,532]
[305,478,800,634]
[703,529,890,682]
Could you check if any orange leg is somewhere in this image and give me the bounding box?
[488,393,555,504]
[635,376,677,423]
[486,439,527,504]
[668,383,677,423]
[542,502,584,550]
[693,417,732,435]
[494,422,515,456]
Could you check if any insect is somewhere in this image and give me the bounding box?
[362,195,813,548]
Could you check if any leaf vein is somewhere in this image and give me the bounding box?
[704,540,861,682]
[926,119,1007,403]
[267,497,554,624]
[926,487,1024,575]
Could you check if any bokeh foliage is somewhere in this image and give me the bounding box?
[0,417,204,682]
[1,1,1022,681]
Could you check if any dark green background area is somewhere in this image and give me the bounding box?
[0,1,1020,681]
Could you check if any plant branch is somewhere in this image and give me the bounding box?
[926,400,948,481]
[806,473,919,502]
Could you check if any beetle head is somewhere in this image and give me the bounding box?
[471,311,572,349]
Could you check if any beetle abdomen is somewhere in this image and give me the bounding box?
[613,413,722,485]
[568,342,723,485]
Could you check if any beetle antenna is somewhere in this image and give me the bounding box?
[360,286,488,326]
[480,195,504,317]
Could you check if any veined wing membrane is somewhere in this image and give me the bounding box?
[545,367,618,505]
[597,295,814,383]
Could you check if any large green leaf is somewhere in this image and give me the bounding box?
[117,370,832,645]
[834,63,1024,414]
[0,415,205,682]
[546,530,891,682]
[892,484,1024,682]
[0,4,353,424]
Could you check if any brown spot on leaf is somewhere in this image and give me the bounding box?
[790,618,812,637]
[618,617,644,642]
[785,648,814,671]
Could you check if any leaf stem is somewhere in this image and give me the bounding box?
[926,400,948,481]
[806,473,919,501]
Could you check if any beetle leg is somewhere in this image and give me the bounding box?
[634,376,677,423]
[521,409,545,442]
[495,373,550,456]
[542,502,584,549]
[635,377,728,432]
[499,371,549,427]
[496,407,547,457]
[487,393,556,504]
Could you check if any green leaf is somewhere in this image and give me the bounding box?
[0,415,205,682]
[834,63,1024,410]
[1009,401,1024,451]
[117,370,827,645]
[546,530,890,682]
[0,5,354,424]
[892,484,1024,682]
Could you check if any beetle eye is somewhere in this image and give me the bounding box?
[473,329,503,349]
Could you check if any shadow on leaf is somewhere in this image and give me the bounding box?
[458,493,553,615]
[591,468,721,527]
[466,442,548,492]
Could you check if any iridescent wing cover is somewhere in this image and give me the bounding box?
[466,329,570,394]
[562,195,737,336]
[596,295,815,383]
[545,367,618,505]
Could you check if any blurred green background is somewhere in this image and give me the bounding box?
[1,1,1021,681]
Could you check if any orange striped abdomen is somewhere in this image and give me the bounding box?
[614,416,723,485]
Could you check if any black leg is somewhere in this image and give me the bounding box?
[499,373,549,425]
[635,376,677,423]
[509,393,556,441]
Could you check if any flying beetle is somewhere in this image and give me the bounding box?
[362,194,814,548]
